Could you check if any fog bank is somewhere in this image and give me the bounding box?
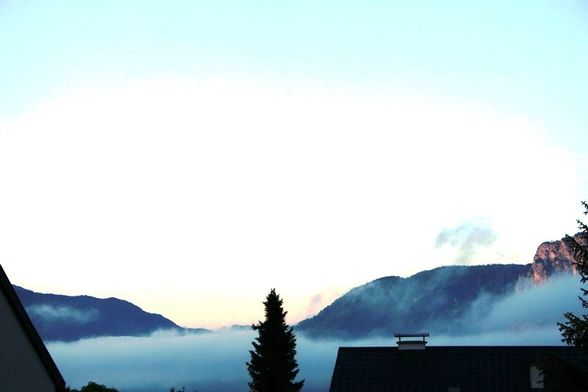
[49,328,568,392]
[48,275,583,391]
[49,330,336,392]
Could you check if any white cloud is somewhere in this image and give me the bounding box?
[0,77,583,327]
[466,274,583,334]
[26,304,98,324]
[435,219,497,264]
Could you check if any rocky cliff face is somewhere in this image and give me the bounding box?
[530,233,585,284]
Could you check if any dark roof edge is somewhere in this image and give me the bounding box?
[0,265,66,391]
[337,345,576,350]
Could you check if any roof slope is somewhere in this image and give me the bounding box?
[330,346,584,392]
[0,265,66,391]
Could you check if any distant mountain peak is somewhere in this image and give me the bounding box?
[530,233,584,284]
[13,285,208,342]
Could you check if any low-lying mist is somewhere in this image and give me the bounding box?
[49,330,340,392]
[456,273,583,335]
[48,274,583,392]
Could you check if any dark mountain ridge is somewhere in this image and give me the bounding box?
[296,264,530,339]
[14,286,208,342]
[297,234,582,339]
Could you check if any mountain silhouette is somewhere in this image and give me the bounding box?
[14,286,208,341]
[297,234,580,339]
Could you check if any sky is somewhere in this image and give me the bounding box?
[1,0,587,329]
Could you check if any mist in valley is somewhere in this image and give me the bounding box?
[48,274,583,392]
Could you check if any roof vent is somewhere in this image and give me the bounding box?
[394,332,429,350]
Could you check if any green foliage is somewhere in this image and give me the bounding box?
[558,201,588,349]
[246,289,304,392]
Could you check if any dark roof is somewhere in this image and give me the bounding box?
[329,346,585,392]
[0,265,66,392]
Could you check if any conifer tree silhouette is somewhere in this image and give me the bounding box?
[559,201,588,349]
[247,289,304,392]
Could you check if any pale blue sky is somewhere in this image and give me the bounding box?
[3,0,588,135]
[1,0,587,327]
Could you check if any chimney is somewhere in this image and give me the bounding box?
[394,332,429,350]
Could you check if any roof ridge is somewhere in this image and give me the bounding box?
[0,264,66,391]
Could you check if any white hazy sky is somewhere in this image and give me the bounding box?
[1,0,587,328]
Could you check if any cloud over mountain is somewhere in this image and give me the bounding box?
[26,304,98,325]
[435,219,497,264]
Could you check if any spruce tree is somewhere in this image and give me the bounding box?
[558,201,588,348]
[247,289,304,392]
